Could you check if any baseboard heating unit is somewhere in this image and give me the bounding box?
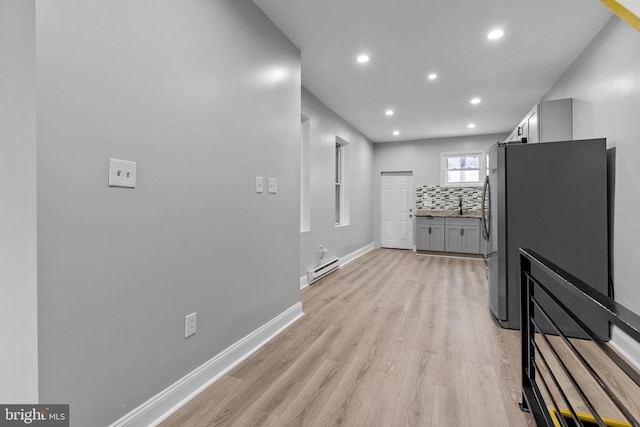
[307,257,339,284]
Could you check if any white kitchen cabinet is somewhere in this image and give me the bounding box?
[506,98,572,143]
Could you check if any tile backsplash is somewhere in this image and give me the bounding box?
[416,185,484,210]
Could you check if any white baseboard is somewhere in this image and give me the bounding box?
[300,274,310,290]
[299,242,375,290]
[109,303,304,427]
[339,242,375,268]
[610,325,640,371]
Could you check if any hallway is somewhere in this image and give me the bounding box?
[162,249,534,426]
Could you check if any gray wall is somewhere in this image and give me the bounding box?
[36,1,301,425]
[0,0,38,403]
[543,16,640,315]
[372,134,506,247]
[300,87,374,277]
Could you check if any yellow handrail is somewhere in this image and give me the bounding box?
[549,407,633,427]
[601,0,640,31]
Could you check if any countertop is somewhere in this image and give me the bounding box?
[416,209,483,219]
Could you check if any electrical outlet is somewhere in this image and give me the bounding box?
[185,312,197,338]
[108,158,136,188]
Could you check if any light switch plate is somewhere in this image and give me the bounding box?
[256,176,263,193]
[109,158,136,188]
[185,312,197,338]
[268,178,277,194]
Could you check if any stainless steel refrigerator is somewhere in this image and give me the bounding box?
[483,138,610,339]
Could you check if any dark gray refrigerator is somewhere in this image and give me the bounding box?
[484,138,610,339]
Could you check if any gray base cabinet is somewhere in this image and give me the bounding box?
[445,218,480,254]
[417,217,481,254]
[416,217,445,251]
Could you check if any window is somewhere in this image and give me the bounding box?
[335,142,344,224]
[335,136,349,226]
[300,116,310,232]
[441,151,486,186]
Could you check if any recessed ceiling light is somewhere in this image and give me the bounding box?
[393,130,400,136]
[385,109,394,116]
[428,73,437,80]
[470,97,481,105]
[467,123,476,129]
[487,29,504,40]
[357,54,370,63]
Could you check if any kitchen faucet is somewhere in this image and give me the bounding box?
[459,197,463,215]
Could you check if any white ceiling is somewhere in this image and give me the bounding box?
[252,0,613,142]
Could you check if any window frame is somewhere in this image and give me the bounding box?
[335,136,349,226]
[335,142,344,225]
[440,150,486,187]
[300,115,311,233]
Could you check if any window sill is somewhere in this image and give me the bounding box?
[440,182,483,187]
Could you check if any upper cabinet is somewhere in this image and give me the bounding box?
[505,98,573,144]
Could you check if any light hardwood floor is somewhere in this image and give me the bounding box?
[535,333,640,424]
[161,248,636,426]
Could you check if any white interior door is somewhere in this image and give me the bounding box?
[381,172,414,249]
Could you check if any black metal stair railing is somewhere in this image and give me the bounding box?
[519,248,640,427]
